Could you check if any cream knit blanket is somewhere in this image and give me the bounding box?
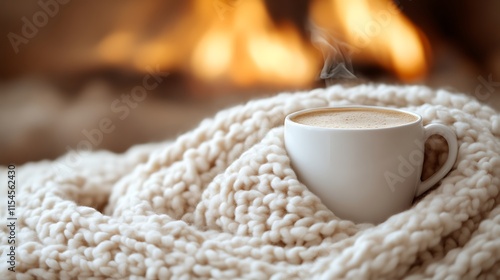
[1,84,500,279]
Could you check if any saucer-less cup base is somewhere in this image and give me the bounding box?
[284,106,458,224]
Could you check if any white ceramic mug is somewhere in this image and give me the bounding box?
[284,106,458,224]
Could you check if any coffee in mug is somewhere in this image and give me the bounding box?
[291,108,418,129]
[284,106,458,224]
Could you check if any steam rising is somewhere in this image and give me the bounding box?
[310,24,357,86]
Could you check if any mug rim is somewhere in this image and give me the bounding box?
[285,105,422,131]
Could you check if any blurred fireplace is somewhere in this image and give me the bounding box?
[0,0,499,165]
[1,0,431,88]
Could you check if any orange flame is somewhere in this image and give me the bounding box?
[190,0,319,87]
[310,0,428,81]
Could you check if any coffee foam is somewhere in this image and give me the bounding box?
[292,108,418,129]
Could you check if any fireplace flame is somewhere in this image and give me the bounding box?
[190,0,319,87]
[311,0,428,81]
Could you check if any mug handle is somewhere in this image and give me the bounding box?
[415,123,458,197]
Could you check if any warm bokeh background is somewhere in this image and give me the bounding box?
[1,0,499,165]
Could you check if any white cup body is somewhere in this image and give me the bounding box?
[284,106,427,224]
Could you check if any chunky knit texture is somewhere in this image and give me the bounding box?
[1,84,500,279]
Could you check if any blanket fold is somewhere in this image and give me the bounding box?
[1,84,500,279]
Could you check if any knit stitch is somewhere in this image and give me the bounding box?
[1,84,500,279]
